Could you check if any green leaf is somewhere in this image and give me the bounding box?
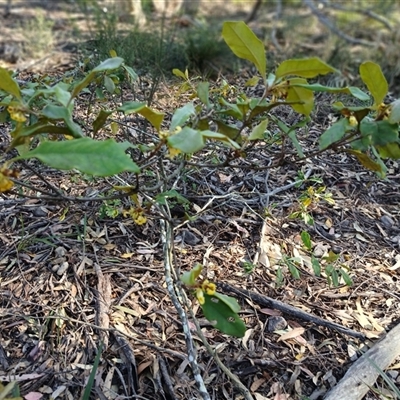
[54,85,72,107]
[93,109,113,134]
[389,99,400,124]
[275,57,337,79]
[319,118,350,150]
[180,264,202,286]
[345,149,383,173]
[200,130,241,148]
[201,293,246,337]
[290,83,370,101]
[197,82,210,108]
[167,127,204,153]
[301,231,312,250]
[215,121,241,143]
[212,292,241,313]
[288,262,300,279]
[288,130,304,158]
[287,78,314,116]
[42,105,84,138]
[0,67,21,100]
[155,189,189,205]
[218,98,244,119]
[360,119,399,146]
[359,61,388,108]
[376,143,400,159]
[340,268,353,286]
[10,123,73,147]
[123,64,138,82]
[311,255,321,276]
[81,342,103,400]
[170,103,196,132]
[15,138,140,176]
[172,68,188,80]
[104,75,115,94]
[118,101,164,131]
[92,57,124,73]
[222,21,266,80]
[249,119,268,140]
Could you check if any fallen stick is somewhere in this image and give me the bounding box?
[324,321,400,400]
[218,283,366,340]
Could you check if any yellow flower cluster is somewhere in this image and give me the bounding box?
[195,280,216,305]
[7,105,27,122]
[123,207,147,225]
[0,166,18,192]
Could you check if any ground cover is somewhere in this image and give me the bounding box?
[1,1,400,399]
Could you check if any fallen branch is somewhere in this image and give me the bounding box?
[324,321,400,400]
[219,283,366,340]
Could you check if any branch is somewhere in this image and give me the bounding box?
[219,283,366,340]
[160,218,210,400]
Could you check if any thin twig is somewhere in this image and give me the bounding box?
[160,218,211,400]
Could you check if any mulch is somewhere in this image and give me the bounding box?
[1,2,400,400]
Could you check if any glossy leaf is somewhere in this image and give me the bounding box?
[15,138,140,176]
[212,292,241,313]
[201,293,246,337]
[359,61,388,107]
[275,57,337,79]
[222,21,266,80]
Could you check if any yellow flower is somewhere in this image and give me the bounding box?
[202,280,216,295]
[123,207,147,226]
[0,173,14,192]
[167,146,182,159]
[7,105,27,122]
[348,115,357,126]
[196,288,205,305]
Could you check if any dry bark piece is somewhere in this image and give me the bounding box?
[324,321,400,400]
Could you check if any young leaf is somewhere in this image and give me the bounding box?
[0,68,21,100]
[118,101,164,131]
[180,264,203,286]
[167,127,204,153]
[301,231,312,250]
[170,103,196,132]
[275,57,337,79]
[222,21,266,80]
[201,293,246,337]
[92,57,124,73]
[15,138,140,176]
[340,268,353,286]
[197,82,210,108]
[249,119,268,140]
[359,62,388,108]
[388,99,400,124]
[311,255,321,276]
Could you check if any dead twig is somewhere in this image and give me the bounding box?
[219,282,366,340]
